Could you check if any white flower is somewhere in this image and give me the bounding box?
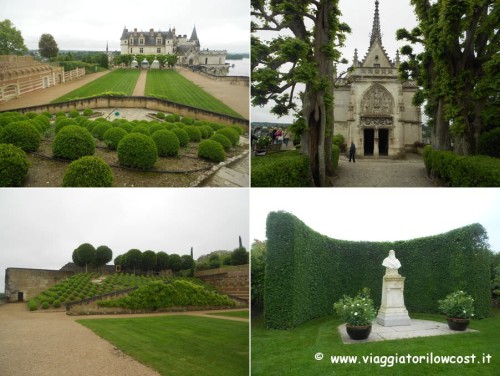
[354,312,358,316]
[463,310,466,313]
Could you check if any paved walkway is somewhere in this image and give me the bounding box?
[0,71,111,111]
[132,70,148,96]
[339,319,477,344]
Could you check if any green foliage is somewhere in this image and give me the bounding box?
[55,118,78,133]
[62,156,113,187]
[333,289,377,326]
[251,241,266,313]
[68,109,80,118]
[423,147,500,186]
[216,128,240,146]
[151,130,180,157]
[38,33,59,59]
[333,134,345,147]
[131,125,150,135]
[53,125,95,160]
[438,290,475,319]
[83,108,93,116]
[41,301,50,309]
[231,247,249,266]
[332,144,340,170]
[171,128,189,147]
[478,128,500,158]
[0,143,30,187]
[28,300,38,311]
[230,125,244,135]
[210,133,232,151]
[53,300,61,308]
[168,254,183,272]
[0,19,28,55]
[92,122,112,140]
[73,243,96,271]
[165,114,176,123]
[251,151,310,187]
[142,250,157,273]
[156,112,165,119]
[264,212,491,329]
[198,140,226,163]
[0,121,41,151]
[181,117,194,125]
[117,133,158,170]
[103,127,128,150]
[156,252,169,271]
[98,279,235,310]
[184,126,202,142]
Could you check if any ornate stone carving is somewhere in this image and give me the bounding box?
[360,116,393,127]
[360,84,394,115]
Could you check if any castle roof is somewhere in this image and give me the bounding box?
[360,0,393,68]
[120,27,175,44]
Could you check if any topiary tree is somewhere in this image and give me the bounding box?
[210,133,232,151]
[165,114,176,123]
[0,143,30,187]
[180,255,195,271]
[62,156,113,187]
[231,246,249,265]
[124,249,143,274]
[0,121,41,152]
[208,254,221,269]
[156,251,169,272]
[68,109,80,118]
[38,33,58,60]
[171,128,189,147]
[216,127,240,146]
[198,139,226,163]
[184,126,202,142]
[53,125,95,160]
[94,245,113,270]
[181,117,194,125]
[142,250,157,275]
[103,127,128,150]
[168,254,182,272]
[117,133,158,170]
[151,129,180,157]
[73,243,96,272]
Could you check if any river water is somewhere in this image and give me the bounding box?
[227,58,249,77]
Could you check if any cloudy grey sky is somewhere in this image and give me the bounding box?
[252,0,421,123]
[3,0,249,52]
[251,189,500,254]
[0,189,249,292]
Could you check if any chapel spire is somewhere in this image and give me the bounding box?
[369,0,382,46]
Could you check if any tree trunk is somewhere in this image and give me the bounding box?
[432,97,451,150]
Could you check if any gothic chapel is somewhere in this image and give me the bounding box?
[333,0,422,157]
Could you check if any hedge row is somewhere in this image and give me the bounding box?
[423,146,500,186]
[251,151,310,187]
[264,211,492,329]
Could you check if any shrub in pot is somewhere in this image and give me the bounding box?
[334,289,377,340]
[438,290,474,331]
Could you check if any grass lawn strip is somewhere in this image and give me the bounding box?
[52,70,141,103]
[251,310,499,376]
[206,310,249,319]
[145,70,243,118]
[78,315,248,376]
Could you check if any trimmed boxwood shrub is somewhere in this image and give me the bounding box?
[164,114,176,123]
[149,123,166,135]
[103,127,128,150]
[165,123,178,131]
[53,300,61,308]
[62,156,113,187]
[151,130,180,157]
[171,128,189,147]
[202,125,214,138]
[41,302,49,309]
[185,126,202,142]
[230,124,244,135]
[131,125,150,135]
[42,111,52,119]
[68,109,80,118]
[181,116,194,125]
[0,143,30,186]
[28,300,38,311]
[0,121,41,152]
[156,112,166,119]
[53,125,95,160]
[265,213,492,329]
[55,118,78,133]
[207,122,225,132]
[252,151,310,187]
[117,133,158,170]
[197,125,209,139]
[478,128,500,158]
[118,123,133,133]
[92,122,112,140]
[83,108,93,116]
[216,127,240,146]
[198,139,226,162]
[210,133,232,151]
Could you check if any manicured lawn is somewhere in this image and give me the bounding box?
[52,70,140,102]
[145,70,243,118]
[78,315,248,376]
[251,310,499,375]
[207,310,249,319]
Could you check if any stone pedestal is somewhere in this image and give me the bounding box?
[376,269,411,326]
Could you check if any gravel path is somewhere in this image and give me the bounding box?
[333,154,435,187]
[0,303,248,376]
[132,70,148,96]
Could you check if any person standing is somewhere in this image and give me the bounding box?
[349,141,356,162]
[283,128,290,147]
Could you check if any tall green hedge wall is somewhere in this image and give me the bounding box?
[264,211,491,329]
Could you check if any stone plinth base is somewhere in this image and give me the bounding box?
[376,270,411,327]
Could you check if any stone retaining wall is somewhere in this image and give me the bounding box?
[196,71,249,86]
[195,265,249,301]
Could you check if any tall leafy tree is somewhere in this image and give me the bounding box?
[38,33,59,60]
[180,255,194,271]
[168,254,183,272]
[231,246,249,266]
[125,249,143,275]
[142,250,157,275]
[0,19,28,55]
[73,243,96,273]
[252,0,350,186]
[165,53,178,68]
[156,251,169,271]
[397,0,499,155]
[94,245,113,270]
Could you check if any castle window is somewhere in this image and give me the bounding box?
[374,63,380,68]
[157,48,161,53]
[130,38,133,45]
[140,48,144,53]
[130,48,133,53]
[157,38,162,45]
[139,39,144,45]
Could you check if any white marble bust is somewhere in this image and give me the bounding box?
[382,250,401,270]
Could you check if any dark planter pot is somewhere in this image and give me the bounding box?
[447,318,470,331]
[346,324,372,340]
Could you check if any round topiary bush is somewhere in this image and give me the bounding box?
[0,143,30,187]
[198,139,226,163]
[165,123,178,131]
[68,109,80,118]
[92,122,112,140]
[117,133,158,170]
[164,114,176,123]
[181,116,194,125]
[53,300,61,308]
[185,126,202,142]
[83,108,94,116]
[118,123,133,133]
[210,133,232,151]
[131,125,150,135]
[149,123,167,135]
[230,125,244,135]
[202,125,214,138]
[151,130,180,157]
[156,112,166,119]
[103,127,128,150]
[197,126,209,139]
[28,300,38,311]
[41,302,49,309]
[172,128,189,147]
[55,118,78,134]
[63,156,113,187]
[216,127,240,146]
[53,125,95,160]
[207,122,225,132]
[0,121,41,152]
[175,121,186,129]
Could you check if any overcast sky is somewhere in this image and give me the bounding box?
[251,189,500,254]
[3,0,249,52]
[0,189,249,292]
[251,0,421,123]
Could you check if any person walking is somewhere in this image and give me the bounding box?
[349,141,356,163]
[283,128,290,147]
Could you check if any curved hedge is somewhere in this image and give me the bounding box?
[265,212,492,329]
[423,146,500,186]
[53,126,95,160]
[0,143,30,186]
[117,133,158,170]
[151,130,180,157]
[252,151,310,187]
[198,139,226,162]
[0,121,41,152]
[62,156,113,187]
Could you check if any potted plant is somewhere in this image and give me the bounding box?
[334,289,377,340]
[255,135,271,156]
[438,290,475,331]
